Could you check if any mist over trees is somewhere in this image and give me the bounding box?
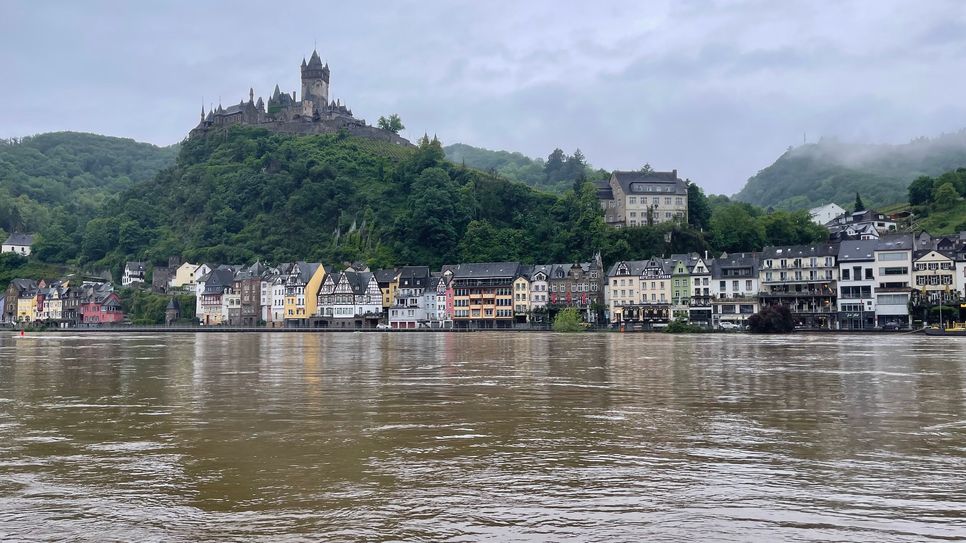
[734,131,966,210]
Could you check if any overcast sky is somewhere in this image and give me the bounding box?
[3,1,965,194]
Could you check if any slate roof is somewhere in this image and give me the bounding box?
[451,262,522,280]
[3,233,33,246]
[711,252,759,278]
[607,260,648,276]
[837,240,877,262]
[373,268,399,285]
[397,266,430,288]
[875,234,913,251]
[761,243,840,259]
[202,269,235,293]
[611,170,688,196]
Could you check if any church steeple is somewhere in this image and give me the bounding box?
[249,87,254,103]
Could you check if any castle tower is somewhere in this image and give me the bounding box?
[301,49,330,113]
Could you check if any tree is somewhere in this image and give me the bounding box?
[710,203,764,252]
[854,192,865,212]
[908,175,935,206]
[687,182,712,230]
[552,307,584,332]
[933,181,959,210]
[747,305,795,333]
[377,114,404,134]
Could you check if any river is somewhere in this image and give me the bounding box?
[1,332,964,542]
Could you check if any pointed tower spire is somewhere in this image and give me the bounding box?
[308,49,323,66]
[249,87,254,103]
[200,101,205,121]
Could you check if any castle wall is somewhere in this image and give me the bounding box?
[190,118,411,146]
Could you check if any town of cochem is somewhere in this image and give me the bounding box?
[2,3,964,542]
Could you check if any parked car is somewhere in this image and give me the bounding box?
[376,323,391,330]
[882,322,900,331]
[718,321,740,330]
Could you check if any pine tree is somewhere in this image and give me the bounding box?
[854,192,865,212]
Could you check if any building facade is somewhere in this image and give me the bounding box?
[597,170,689,228]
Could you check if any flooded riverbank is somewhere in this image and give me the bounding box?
[1,333,964,541]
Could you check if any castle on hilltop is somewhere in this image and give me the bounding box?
[189,50,410,145]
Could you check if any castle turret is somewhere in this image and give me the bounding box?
[301,49,330,112]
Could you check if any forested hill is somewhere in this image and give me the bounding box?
[0,132,178,239]
[734,131,966,210]
[57,127,627,272]
[443,143,608,194]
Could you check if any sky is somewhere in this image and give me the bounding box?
[2,0,965,194]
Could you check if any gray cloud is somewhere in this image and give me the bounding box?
[2,0,965,194]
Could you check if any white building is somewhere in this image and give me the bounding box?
[808,203,846,226]
[1,233,33,256]
[122,261,146,287]
[317,271,382,327]
[528,266,550,311]
[168,262,200,290]
[388,266,433,329]
[837,240,877,329]
[873,234,914,329]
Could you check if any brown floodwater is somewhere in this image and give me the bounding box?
[0,332,964,542]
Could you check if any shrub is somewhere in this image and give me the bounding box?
[552,307,584,332]
[747,305,795,333]
[664,317,707,333]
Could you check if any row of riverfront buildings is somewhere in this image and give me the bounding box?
[4,232,964,330]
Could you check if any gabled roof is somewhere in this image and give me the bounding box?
[124,261,146,273]
[607,260,648,276]
[203,269,235,291]
[3,233,33,246]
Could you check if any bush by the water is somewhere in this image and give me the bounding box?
[747,305,795,333]
[664,317,708,333]
[552,307,584,332]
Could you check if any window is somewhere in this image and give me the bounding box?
[877,294,908,305]
[842,269,850,280]
[629,197,636,204]
[745,280,752,291]
[675,197,683,205]
[878,252,907,261]
[865,268,873,280]
[720,281,726,290]
[880,267,908,276]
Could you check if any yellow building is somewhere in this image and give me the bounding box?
[513,275,530,321]
[283,262,325,325]
[169,262,199,289]
[375,269,400,314]
[17,296,34,322]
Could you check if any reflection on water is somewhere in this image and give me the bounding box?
[1,332,964,542]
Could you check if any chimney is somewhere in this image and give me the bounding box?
[672,169,678,178]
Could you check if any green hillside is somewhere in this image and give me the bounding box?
[0,131,178,242]
[60,127,625,271]
[443,143,608,194]
[734,131,966,210]
[24,127,827,275]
